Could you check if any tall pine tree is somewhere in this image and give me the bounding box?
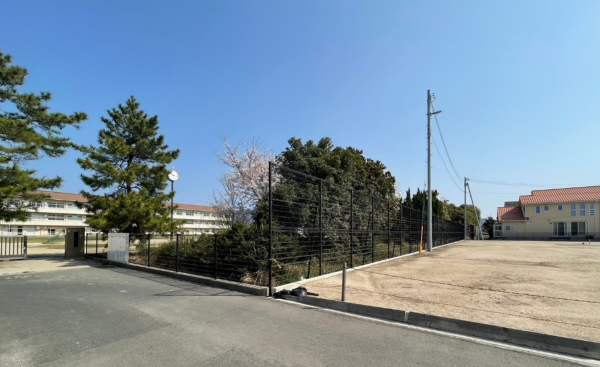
[78,96,179,233]
[0,50,87,221]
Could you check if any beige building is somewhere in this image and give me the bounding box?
[0,191,223,237]
[496,186,599,240]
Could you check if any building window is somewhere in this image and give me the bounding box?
[47,229,56,235]
[558,205,563,211]
[186,211,194,216]
[67,215,83,221]
[7,200,22,208]
[535,206,540,214]
[176,211,182,216]
[30,201,44,208]
[571,204,576,216]
[505,225,515,231]
[28,213,45,221]
[184,230,190,234]
[553,222,567,236]
[47,214,64,221]
[186,220,194,225]
[571,222,586,236]
[580,203,586,216]
[195,229,203,234]
[544,205,549,212]
[9,225,24,235]
[591,203,596,216]
[48,202,65,209]
[67,203,77,209]
[204,213,209,217]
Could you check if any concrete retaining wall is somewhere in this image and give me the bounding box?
[282,295,600,360]
[87,256,268,297]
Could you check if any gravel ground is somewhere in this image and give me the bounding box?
[304,240,600,342]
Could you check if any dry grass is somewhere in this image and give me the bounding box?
[304,240,600,342]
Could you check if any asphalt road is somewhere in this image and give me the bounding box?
[0,261,593,367]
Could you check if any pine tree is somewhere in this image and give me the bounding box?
[0,50,87,221]
[77,96,180,233]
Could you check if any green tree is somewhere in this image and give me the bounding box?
[407,188,447,219]
[0,50,87,221]
[77,96,180,233]
[404,188,412,208]
[482,216,496,239]
[445,203,481,227]
[278,137,396,199]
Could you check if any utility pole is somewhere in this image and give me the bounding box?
[427,90,441,251]
[464,177,468,240]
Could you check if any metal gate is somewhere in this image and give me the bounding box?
[0,236,27,260]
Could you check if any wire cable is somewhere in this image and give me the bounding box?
[469,179,586,188]
[432,137,464,193]
[431,101,461,181]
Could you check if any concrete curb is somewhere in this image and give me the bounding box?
[282,295,600,360]
[273,239,465,293]
[86,256,268,296]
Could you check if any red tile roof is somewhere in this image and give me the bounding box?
[35,191,215,211]
[497,206,526,221]
[35,190,87,202]
[519,186,600,205]
[165,202,216,212]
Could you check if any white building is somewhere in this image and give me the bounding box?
[0,191,223,236]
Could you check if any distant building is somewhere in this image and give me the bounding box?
[0,190,223,236]
[496,186,599,239]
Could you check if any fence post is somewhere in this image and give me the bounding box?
[400,204,403,256]
[175,233,179,273]
[341,262,347,302]
[96,233,99,255]
[319,179,323,276]
[268,161,273,296]
[214,233,218,279]
[23,235,27,260]
[388,200,392,259]
[147,234,151,267]
[350,189,354,268]
[371,196,375,263]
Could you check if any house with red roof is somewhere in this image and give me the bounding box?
[496,186,600,239]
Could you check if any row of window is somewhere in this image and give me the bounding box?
[175,210,216,218]
[29,214,86,222]
[535,203,595,216]
[504,221,589,236]
[5,200,79,209]
[6,226,61,236]
[553,222,587,236]
[183,229,215,235]
[184,220,219,226]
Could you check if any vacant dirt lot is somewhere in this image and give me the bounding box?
[304,240,600,342]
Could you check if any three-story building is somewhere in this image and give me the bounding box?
[0,191,223,236]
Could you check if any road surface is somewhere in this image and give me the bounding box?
[0,258,594,366]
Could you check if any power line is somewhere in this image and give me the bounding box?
[469,179,586,188]
[472,192,524,195]
[431,101,461,181]
[432,137,464,193]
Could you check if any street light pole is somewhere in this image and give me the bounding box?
[167,168,179,239]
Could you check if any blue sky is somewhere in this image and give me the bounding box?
[3,0,600,217]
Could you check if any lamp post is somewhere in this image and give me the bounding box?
[168,167,179,238]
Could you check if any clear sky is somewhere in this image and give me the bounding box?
[3,0,600,218]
